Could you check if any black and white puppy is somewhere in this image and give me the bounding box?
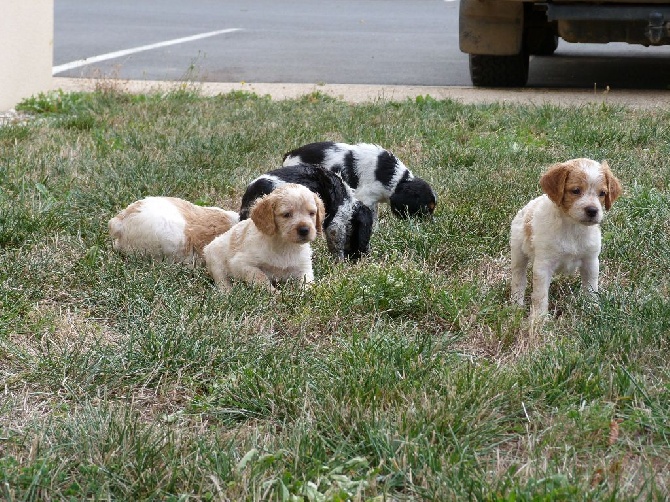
[283,141,437,219]
[239,164,373,261]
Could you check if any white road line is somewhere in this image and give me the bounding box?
[52,28,243,75]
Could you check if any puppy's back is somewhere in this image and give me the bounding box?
[283,141,336,167]
[171,199,239,257]
[110,197,238,263]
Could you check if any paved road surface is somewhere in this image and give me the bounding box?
[54,0,670,89]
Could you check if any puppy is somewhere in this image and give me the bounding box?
[510,158,622,316]
[204,184,325,291]
[282,141,437,219]
[239,164,373,260]
[108,196,239,265]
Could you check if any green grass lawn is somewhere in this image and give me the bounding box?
[1,87,669,500]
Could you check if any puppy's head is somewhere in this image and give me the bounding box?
[390,177,437,218]
[540,158,622,225]
[250,183,324,244]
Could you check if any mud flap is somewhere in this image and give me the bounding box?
[459,0,524,55]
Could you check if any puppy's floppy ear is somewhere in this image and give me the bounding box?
[250,193,277,235]
[313,193,326,235]
[540,162,571,206]
[601,160,622,210]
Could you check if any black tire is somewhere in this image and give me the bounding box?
[469,53,530,87]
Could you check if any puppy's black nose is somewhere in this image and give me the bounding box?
[585,206,598,218]
[297,226,310,237]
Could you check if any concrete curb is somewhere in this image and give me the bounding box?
[51,77,670,109]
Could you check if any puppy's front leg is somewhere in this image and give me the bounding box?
[580,257,599,296]
[530,260,555,316]
[214,278,233,292]
[301,267,314,287]
[206,263,233,292]
[370,202,380,227]
[238,266,275,291]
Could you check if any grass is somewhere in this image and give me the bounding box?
[1,86,669,500]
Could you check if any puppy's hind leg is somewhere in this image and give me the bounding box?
[510,252,528,305]
[510,243,529,305]
[509,213,529,306]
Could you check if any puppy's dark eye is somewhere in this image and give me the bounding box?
[599,190,607,197]
[283,212,292,218]
[309,211,316,217]
[571,188,581,195]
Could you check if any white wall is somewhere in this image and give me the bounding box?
[0,0,54,111]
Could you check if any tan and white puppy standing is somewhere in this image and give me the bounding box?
[109,196,239,265]
[204,183,325,291]
[510,158,622,316]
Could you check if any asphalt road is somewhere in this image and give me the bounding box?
[54,0,670,89]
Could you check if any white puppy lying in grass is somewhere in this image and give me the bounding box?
[109,196,239,266]
[204,183,325,292]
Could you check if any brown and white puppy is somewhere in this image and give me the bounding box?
[109,196,239,265]
[510,158,622,316]
[203,183,325,291]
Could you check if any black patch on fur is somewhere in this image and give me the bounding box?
[389,177,437,218]
[283,141,335,165]
[375,150,401,189]
[340,150,359,189]
[239,177,279,220]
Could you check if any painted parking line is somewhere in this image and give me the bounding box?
[52,28,243,75]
